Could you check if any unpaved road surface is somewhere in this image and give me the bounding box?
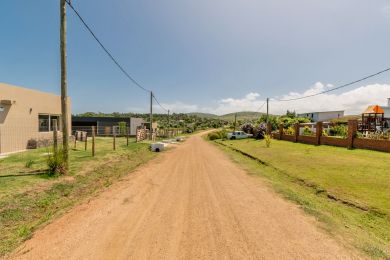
[9,134,358,260]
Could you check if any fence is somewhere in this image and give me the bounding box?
[0,124,186,175]
[272,120,390,153]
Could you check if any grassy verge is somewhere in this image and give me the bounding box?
[213,139,390,259]
[0,137,156,256]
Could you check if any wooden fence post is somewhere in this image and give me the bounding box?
[347,120,358,149]
[126,126,129,146]
[92,126,95,157]
[74,131,77,149]
[53,119,58,153]
[279,123,283,140]
[316,122,323,145]
[294,123,300,142]
[113,127,116,151]
[84,132,88,151]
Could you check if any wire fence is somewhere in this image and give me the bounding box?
[0,125,185,176]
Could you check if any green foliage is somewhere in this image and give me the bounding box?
[208,130,227,140]
[208,132,220,140]
[118,122,127,136]
[46,149,66,176]
[284,126,295,135]
[24,160,35,169]
[302,126,313,136]
[264,134,272,148]
[286,110,296,118]
[278,116,311,128]
[329,124,348,138]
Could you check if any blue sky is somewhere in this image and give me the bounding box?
[1,0,390,115]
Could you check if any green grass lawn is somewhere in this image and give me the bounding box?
[214,138,390,259]
[0,137,156,256]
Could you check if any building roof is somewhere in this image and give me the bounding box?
[362,105,384,114]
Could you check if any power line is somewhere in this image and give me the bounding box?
[255,101,267,112]
[65,0,150,93]
[153,95,169,112]
[274,67,390,102]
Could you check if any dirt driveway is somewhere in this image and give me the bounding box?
[9,134,359,259]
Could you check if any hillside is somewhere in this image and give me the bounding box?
[219,111,265,122]
[187,112,219,119]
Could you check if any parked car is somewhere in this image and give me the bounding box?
[227,131,253,140]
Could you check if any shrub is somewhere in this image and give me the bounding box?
[208,132,220,140]
[208,130,227,140]
[302,126,313,136]
[241,123,254,135]
[329,124,347,138]
[253,123,267,139]
[284,126,295,135]
[25,159,35,168]
[47,149,66,176]
[264,134,271,148]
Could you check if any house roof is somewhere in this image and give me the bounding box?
[362,105,384,114]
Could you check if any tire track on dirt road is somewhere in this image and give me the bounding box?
[8,133,360,259]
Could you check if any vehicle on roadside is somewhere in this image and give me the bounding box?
[227,131,253,140]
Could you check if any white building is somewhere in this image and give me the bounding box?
[297,111,344,122]
[383,98,390,118]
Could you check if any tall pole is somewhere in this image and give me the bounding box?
[150,91,153,139]
[266,98,269,123]
[60,0,69,172]
[167,109,170,128]
[234,113,237,131]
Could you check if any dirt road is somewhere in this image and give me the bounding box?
[9,134,358,259]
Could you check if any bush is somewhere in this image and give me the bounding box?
[302,126,313,136]
[264,134,272,148]
[208,133,220,140]
[207,130,227,140]
[241,123,254,135]
[284,126,295,135]
[47,149,66,176]
[253,124,267,139]
[25,159,35,168]
[329,124,347,138]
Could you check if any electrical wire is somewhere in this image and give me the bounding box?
[255,101,267,112]
[274,67,390,102]
[65,0,150,93]
[153,95,169,112]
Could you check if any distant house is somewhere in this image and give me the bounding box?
[383,98,390,118]
[298,111,344,122]
[72,116,147,136]
[0,83,71,155]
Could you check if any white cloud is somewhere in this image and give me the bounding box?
[154,83,390,115]
[153,101,199,113]
[274,83,390,115]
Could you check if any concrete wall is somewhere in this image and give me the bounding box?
[0,83,71,154]
[130,118,144,136]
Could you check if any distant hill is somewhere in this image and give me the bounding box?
[188,111,265,122]
[187,112,219,119]
[219,111,265,122]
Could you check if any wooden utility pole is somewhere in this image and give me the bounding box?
[60,0,69,171]
[167,109,170,129]
[266,98,269,123]
[92,126,95,157]
[234,113,237,131]
[53,119,58,153]
[150,91,153,139]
